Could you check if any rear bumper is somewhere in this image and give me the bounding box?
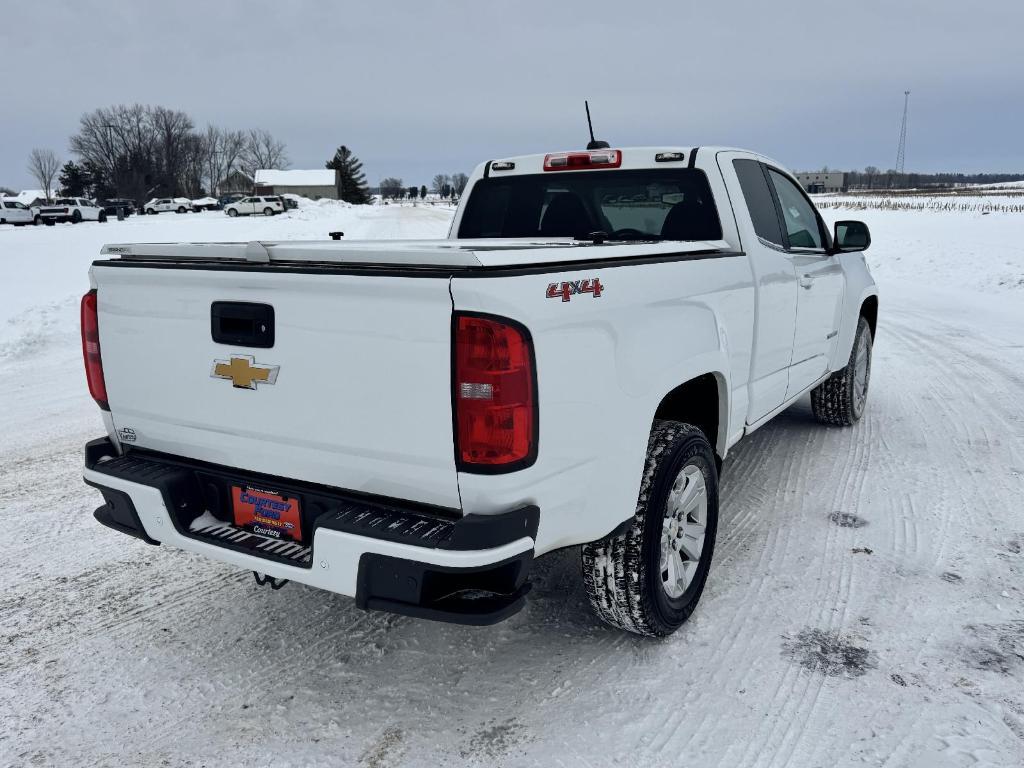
[83,438,537,625]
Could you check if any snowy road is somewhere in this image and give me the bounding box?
[1,203,1022,767]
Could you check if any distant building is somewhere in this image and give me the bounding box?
[795,172,845,194]
[216,171,254,196]
[254,169,339,200]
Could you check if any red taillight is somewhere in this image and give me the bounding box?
[80,290,109,410]
[543,149,622,172]
[453,314,536,470]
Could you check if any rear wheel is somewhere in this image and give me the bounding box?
[582,421,719,636]
[263,207,274,216]
[98,211,107,223]
[811,316,873,426]
[176,206,186,214]
[33,215,41,226]
[71,210,82,223]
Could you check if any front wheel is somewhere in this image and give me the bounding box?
[227,208,238,217]
[811,316,873,426]
[582,421,719,636]
[146,208,156,215]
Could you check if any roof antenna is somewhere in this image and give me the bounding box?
[585,101,610,150]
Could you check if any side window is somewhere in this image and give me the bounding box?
[767,169,824,249]
[733,159,784,247]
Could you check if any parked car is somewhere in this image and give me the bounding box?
[38,197,106,224]
[98,199,136,217]
[280,194,300,210]
[0,199,38,225]
[143,197,193,215]
[223,196,284,217]
[191,197,221,211]
[81,145,877,637]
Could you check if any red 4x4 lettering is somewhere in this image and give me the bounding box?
[546,278,604,302]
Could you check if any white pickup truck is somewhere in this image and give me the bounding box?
[39,197,107,224]
[81,146,877,636]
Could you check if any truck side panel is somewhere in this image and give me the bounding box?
[451,254,755,555]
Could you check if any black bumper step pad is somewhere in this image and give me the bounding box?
[318,503,456,548]
[189,519,312,565]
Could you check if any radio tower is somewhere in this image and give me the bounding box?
[895,90,910,174]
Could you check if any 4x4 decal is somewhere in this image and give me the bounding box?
[546,278,604,302]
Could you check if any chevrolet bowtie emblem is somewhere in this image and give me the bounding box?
[211,355,280,390]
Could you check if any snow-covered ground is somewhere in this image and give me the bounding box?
[1,201,1022,767]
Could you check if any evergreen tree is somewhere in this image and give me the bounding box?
[419,185,427,200]
[58,161,93,197]
[325,145,371,204]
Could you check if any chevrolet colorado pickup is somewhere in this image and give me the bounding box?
[81,146,878,636]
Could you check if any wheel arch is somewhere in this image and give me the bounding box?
[860,294,878,338]
[651,371,728,468]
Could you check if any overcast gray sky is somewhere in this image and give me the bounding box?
[2,0,1022,190]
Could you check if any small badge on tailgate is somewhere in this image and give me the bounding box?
[211,354,280,390]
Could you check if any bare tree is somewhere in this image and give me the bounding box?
[864,166,879,190]
[451,172,469,195]
[240,129,289,177]
[27,149,61,200]
[203,125,247,195]
[432,174,450,196]
[379,177,404,199]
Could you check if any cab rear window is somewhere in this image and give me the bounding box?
[458,169,722,241]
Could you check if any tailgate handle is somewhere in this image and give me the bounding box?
[211,302,275,348]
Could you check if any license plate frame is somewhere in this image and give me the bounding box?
[231,484,302,543]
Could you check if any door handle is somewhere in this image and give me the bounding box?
[799,274,815,289]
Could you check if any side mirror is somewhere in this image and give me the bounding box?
[833,220,870,252]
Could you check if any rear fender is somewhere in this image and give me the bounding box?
[451,257,751,554]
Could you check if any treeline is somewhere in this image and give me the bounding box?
[30,103,289,202]
[378,173,469,201]
[820,166,1024,191]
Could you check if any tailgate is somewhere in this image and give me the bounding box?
[92,265,461,509]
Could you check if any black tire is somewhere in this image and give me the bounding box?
[98,211,107,223]
[33,215,41,226]
[263,207,274,216]
[176,206,186,214]
[581,420,719,637]
[147,208,156,215]
[811,316,873,426]
[71,210,82,223]
[227,208,238,217]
